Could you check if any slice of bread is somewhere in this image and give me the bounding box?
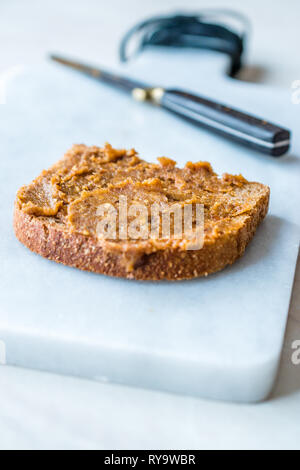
[14,144,270,280]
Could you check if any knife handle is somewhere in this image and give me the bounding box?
[160,89,290,156]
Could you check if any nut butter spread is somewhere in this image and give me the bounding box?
[16,143,260,265]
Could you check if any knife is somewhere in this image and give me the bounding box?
[50,54,291,157]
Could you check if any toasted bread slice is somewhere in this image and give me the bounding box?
[14,144,270,280]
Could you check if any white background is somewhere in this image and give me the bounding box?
[0,0,299,450]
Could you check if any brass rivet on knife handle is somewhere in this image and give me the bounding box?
[132,87,165,104]
[132,88,148,102]
[150,87,165,104]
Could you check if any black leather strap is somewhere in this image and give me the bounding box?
[119,10,249,77]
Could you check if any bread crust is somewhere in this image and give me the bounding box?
[13,186,269,281]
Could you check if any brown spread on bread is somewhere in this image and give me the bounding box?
[14,144,270,280]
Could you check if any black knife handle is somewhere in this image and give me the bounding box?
[160,89,290,156]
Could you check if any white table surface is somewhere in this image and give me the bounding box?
[0,0,299,450]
